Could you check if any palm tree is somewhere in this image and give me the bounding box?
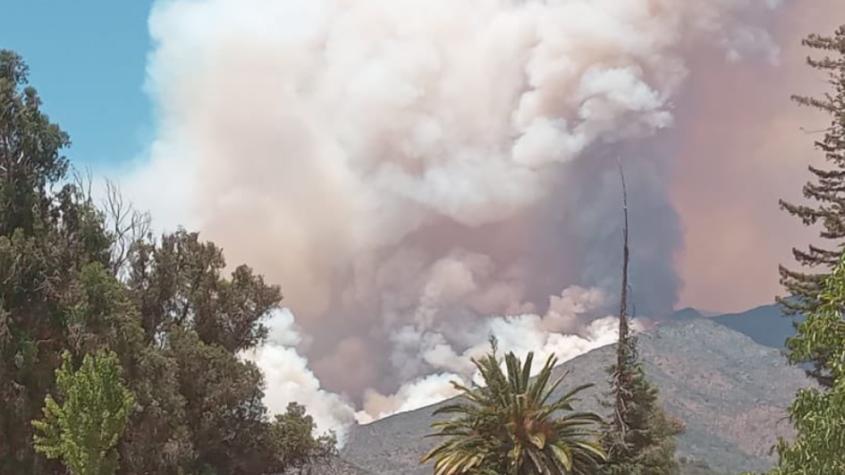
[421,339,606,475]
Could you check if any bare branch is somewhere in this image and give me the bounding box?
[69,166,96,202]
[102,179,151,278]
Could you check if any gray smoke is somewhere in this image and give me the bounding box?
[119,0,786,432]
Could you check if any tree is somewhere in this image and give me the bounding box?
[0,49,113,473]
[421,339,606,475]
[123,230,286,473]
[126,230,280,352]
[600,165,681,475]
[167,327,273,474]
[267,402,338,473]
[771,253,845,474]
[100,178,150,278]
[32,350,135,475]
[0,50,316,474]
[599,358,682,475]
[0,50,70,236]
[779,25,845,386]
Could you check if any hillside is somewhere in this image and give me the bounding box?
[339,318,812,474]
[710,305,800,351]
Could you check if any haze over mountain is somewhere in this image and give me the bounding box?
[673,304,801,350]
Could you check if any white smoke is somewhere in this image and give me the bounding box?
[363,285,632,420]
[357,373,464,424]
[121,0,784,429]
[242,292,624,433]
[240,309,356,437]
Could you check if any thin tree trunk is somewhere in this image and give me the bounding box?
[613,159,631,437]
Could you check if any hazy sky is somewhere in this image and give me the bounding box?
[2,1,842,316]
[671,1,845,311]
[1,1,840,313]
[3,0,845,431]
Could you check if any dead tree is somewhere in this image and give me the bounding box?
[101,178,151,278]
[611,159,633,441]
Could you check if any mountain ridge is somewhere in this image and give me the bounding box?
[339,317,812,474]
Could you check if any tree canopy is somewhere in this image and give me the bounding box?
[771,253,845,474]
[32,350,135,475]
[0,49,333,475]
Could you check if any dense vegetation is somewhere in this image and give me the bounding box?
[32,350,135,475]
[0,50,333,475]
[769,24,845,475]
[772,255,845,473]
[600,347,682,475]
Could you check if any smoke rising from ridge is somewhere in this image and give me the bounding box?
[120,0,797,432]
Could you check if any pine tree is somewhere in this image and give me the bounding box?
[601,166,681,475]
[601,349,682,475]
[779,26,845,386]
[771,253,845,474]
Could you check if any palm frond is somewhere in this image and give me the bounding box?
[421,345,606,474]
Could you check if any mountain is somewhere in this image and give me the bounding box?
[338,318,813,474]
[709,304,801,350]
[672,303,801,351]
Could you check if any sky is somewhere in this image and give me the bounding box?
[0,1,154,167]
[0,0,836,313]
[3,0,845,433]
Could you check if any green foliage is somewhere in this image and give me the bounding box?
[0,48,112,473]
[421,339,606,475]
[770,253,845,474]
[32,350,135,475]
[120,230,284,473]
[167,327,274,474]
[769,24,845,475]
[0,50,69,236]
[600,355,682,475]
[268,402,338,471]
[126,230,280,352]
[0,50,328,474]
[778,26,845,385]
[601,333,681,475]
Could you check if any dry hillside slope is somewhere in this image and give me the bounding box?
[340,318,812,474]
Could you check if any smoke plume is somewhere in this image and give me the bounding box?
[114,0,829,433]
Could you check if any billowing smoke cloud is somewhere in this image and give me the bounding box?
[118,0,797,430]
[240,309,356,437]
[364,286,620,418]
[241,293,625,434]
[362,302,634,423]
